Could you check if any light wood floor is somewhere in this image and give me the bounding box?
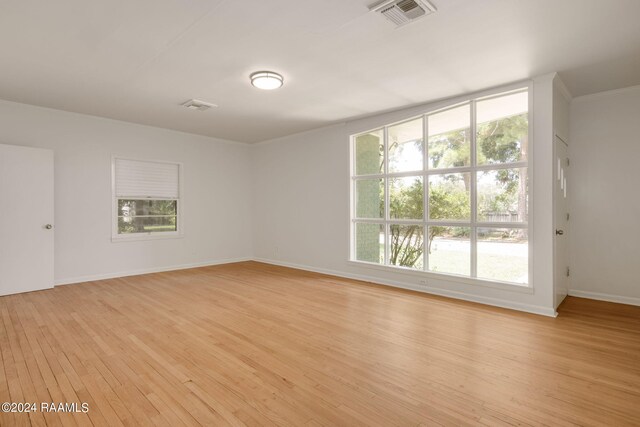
[1,262,639,426]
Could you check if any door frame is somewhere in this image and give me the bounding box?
[553,133,569,308]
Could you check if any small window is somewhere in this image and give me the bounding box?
[112,158,182,240]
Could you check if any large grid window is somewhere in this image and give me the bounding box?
[351,89,530,285]
[112,158,181,240]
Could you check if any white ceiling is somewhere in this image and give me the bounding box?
[1,0,639,143]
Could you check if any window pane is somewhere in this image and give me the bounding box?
[477,168,527,222]
[355,223,384,264]
[118,199,177,217]
[427,226,470,276]
[388,118,423,173]
[428,104,471,169]
[355,179,384,219]
[477,91,528,165]
[390,224,424,269]
[390,176,424,220]
[354,129,384,175]
[428,173,470,221]
[118,216,177,234]
[477,228,528,284]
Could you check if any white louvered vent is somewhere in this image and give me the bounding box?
[115,158,180,199]
[371,0,436,27]
[181,99,217,111]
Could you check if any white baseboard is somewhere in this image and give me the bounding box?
[555,292,568,309]
[254,257,557,317]
[568,290,640,307]
[54,257,252,286]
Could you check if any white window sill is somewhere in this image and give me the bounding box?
[111,233,184,243]
[347,260,534,294]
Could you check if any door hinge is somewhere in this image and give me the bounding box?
[566,213,570,221]
[566,157,570,167]
[566,267,570,277]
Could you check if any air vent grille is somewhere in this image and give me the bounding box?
[181,99,217,111]
[371,0,436,27]
[397,0,420,13]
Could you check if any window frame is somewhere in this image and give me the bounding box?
[349,83,533,289]
[111,156,184,242]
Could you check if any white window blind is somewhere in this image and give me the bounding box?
[115,159,179,199]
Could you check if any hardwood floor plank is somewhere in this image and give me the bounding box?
[0,261,639,426]
[12,300,62,427]
[0,299,24,427]
[2,302,46,427]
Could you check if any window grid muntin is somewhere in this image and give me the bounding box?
[470,98,478,277]
[351,88,529,285]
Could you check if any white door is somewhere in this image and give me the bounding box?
[554,136,569,308]
[0,144,54,296]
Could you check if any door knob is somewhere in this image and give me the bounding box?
[555,229,564,235]
[45,224,53,230]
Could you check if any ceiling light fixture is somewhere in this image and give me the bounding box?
[250,71,284,90]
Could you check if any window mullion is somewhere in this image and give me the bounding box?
[474,162,527,172]
[470,100,478,278]
[384,126,390,266]
[423,114,429,272]
[425,166,473,175]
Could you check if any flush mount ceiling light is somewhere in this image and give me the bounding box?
[250,71,284,90]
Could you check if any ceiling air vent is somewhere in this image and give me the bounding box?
[371,0,436,27]
[181,99,217,111]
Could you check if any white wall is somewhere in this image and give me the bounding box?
[569,86,640,305]
[554,80,571,143]
[0,100,253,284]
[252,77,559,316]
